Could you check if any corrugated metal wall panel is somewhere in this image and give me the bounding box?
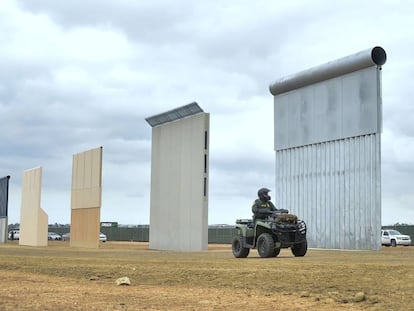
[275,134,381,250]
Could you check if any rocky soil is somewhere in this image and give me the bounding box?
[0,241,413,310]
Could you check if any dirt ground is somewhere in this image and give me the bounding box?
[0,241,413,310]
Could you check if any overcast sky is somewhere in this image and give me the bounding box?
[1,0,413,226]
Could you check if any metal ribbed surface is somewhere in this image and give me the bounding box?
[275,134,381,250]
[145,102,203,127]
[0,176,10,217]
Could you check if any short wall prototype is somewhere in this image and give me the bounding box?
[146,103,209,251]
[70,147,103,248]
[19,167,48,246]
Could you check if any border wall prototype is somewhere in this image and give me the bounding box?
[0,176,10,243]
[146,102,209,251]
[70,146,103,248]
[19,167,48,246]
[269,47,386,250]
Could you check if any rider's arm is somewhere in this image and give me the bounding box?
[268,201,277,211]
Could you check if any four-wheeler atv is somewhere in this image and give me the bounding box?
[232,210,307,258]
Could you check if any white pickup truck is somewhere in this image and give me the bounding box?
[381,229,411,247]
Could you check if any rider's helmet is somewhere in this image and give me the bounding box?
[258,188,271,202]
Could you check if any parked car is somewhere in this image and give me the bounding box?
[381,229,411,247]
[99,232,107,242]
[62,232,70,241]
[8,230,20,240]
[61,232,107,242]
[48,232,62,240]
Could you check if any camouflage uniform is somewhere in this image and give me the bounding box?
[252,198,276,221]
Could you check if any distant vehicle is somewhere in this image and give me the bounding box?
[61,232,107,242]
[62,232,70,241]
[99,232,107,242]
[8,230,20,240]
[48,232,62,241]
[381,229,411,247]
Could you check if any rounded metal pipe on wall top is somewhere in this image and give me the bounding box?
[269,46,387,96]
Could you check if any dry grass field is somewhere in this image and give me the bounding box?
[0,241,413,310]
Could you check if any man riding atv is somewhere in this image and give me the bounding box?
[232,187,307,258]
[252,188,287,221]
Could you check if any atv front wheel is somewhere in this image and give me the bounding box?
[232,236,250,258]
[272,247,281,257]
[291,240,307,257]
[257,233,274,258]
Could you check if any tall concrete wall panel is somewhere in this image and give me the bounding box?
[0,176,10,217]
[71,147,102,209]
[149,113,209,251]
[19,167,48,246]
[275,134,381,250]
[0,176,10,243]
[70,147,103,248]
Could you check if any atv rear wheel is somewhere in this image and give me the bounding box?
[232,236,250,258]
[257,233,274,258]
[291,240,307,257]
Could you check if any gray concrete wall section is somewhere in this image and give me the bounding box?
[149,112,209,251]
[0,218,7,243]
[270,47,386,250]
[0,176,10,217]
[0,176,10,243]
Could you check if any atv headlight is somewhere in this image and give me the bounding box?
[297,220,306,234]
